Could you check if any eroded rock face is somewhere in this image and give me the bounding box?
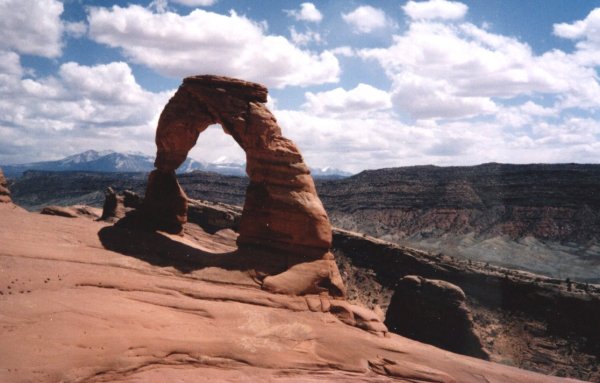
[385,275,489,359]
[0,168,12,203]
[101,188,143,222]
[143,75,343,295]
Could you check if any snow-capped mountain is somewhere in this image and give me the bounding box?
[0,151,244,178]
[1,150,157,177]
[310,166,353,179]
[1,150,351,179]
[61,150,114,164]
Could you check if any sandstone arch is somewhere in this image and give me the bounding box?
[143,75,344,296]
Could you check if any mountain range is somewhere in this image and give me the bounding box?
[0,150,352,179]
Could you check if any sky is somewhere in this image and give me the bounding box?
[1,0,600,173]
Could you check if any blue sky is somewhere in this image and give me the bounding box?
[1,0,600,172]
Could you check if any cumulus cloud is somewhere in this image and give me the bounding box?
[554,8,600,66]
[273,105,528,172]
[303,83,392,116]
[390,72,498,119]
[0,0,64,58]
[286,3,323,23]
[553,8,600,39]
[0,51,23,78]
[0,58,172,164]
[4,0,600,171]
[330,46,355,57]
[342,6,387,34]
[87,5,339,88]
[64,21,88,38]
[403,0,468,21]
[360,21,600,119]
[290,27,322,46]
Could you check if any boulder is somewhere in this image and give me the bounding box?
[385,275,488,359]
[0,168,11,204]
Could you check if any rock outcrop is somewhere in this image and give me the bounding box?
[0,168,12,204]
[142,75,343,295]
[100,188,141,222]
[384,276,488,358]
[187,199,242,234]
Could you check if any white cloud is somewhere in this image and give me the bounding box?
[390,72,497,119]
[188,125,245,165]
[303,83,392,116]
[360,21,600,119]
[273,106,524,172]
[0,0,64,58]
[553,8,600,39]
[330,46,355,57]
[554,8,600,66]
[342,6,387,34]
[0,51,23,79]
[87,5,339,88]
[403,0,468,21]
[0,59,172,164]
[290,27,322,46]
[59,62,155,106]
[172,0,217,7]
[64,21,88,38]
[286,3,323,23]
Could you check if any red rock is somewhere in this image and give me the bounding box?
[143,75,343,295]
[0,168,12,204]
[100,188,143,222]
[143,170,188,233]
[385,275,489,359]
[40,205,101,219]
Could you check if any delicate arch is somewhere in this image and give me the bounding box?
[142,76,342,294]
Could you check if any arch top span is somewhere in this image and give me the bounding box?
[142,75,345,297]
[184,75,268,103]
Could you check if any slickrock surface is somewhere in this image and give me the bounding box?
[0,204,584,383]
[40,204,101,219]
[143,75,343,295]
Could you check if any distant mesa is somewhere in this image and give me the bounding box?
[141,75,345,297]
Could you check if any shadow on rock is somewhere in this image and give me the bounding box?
[98,212,247,274]
[97,210,299,277]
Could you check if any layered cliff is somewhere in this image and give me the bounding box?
[316,163,600,282]
[318,163,600,242]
